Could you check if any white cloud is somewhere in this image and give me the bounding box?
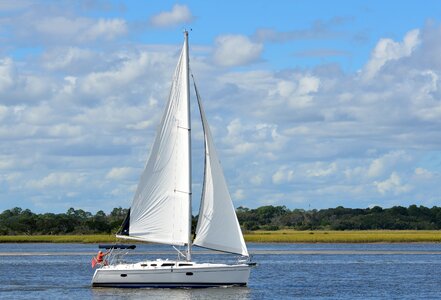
[149,4,193,28]
[213,35,263,67]
[367,159,384,178]
[367,151,411,178]
[0,105,7,121]
[226,118,243,138]
[22,104,54,125]
[42,47,96,71]
[86,18,127,41]
[307,162,337,177]
[81,62,139,95]
[0,57,51,102]
[250,174,263,186]
[34,17,127,43]
[126,120,154,130]
[0,156,15,170]
[253,18,346,42]
[0,0,31,11]
[47,123,82,138]
[414,167,433,179]
[275,80,296,98]
[272,166,294,184]
[374,172,412,195]
[363,29,420,79]
[0,58,16,92]
[271,75,320,108]
[233,189,246,200]
[223,119,255,155]
[27,172,85,189]
[106,167,135,180]
[283,126,310,136]
[344,166,365,181]
[297,76,320,94]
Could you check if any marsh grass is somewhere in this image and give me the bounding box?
[244,230,441,243]
[1,230,440,243]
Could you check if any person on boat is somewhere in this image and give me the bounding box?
[96,250,109,265]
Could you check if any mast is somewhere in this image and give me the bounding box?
[184,30,192,261]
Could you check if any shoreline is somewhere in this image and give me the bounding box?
[2,250,441,256]
[1,230,440,243]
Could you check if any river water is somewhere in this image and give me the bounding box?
[1,243,441,299]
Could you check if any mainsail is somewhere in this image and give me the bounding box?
[117,36,191,246]
[192,79,249,257]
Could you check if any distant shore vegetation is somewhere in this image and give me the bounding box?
[1,205,441,238]
[1,230,441,243]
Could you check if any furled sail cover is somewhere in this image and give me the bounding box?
[120,39,191,245]
[193,80,249,256]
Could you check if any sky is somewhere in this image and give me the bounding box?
[1,0,441,213]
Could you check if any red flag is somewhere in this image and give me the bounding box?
[91,257,98,268]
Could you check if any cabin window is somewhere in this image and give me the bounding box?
[186,272,193,276]
[141,264,148,267]
[161,263,175,267]
[120,274,127,277]
[151,264,157,266]
[179,263,192,266]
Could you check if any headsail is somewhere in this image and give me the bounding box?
[117,35,191,246]
[192,78,249,257]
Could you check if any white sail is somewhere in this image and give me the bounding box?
[193,81,249,257]
[121,37,191,246]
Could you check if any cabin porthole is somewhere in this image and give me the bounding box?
[186,272,193,276]
[120,274,127,277]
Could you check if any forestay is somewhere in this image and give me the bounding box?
[192,80,249,257]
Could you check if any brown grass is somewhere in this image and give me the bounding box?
[244,230,441,243]
[1,230,440,243]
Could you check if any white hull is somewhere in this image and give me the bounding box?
[92,260,252,288]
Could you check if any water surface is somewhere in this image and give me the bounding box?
[1,243,440,299]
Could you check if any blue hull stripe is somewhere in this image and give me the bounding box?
[92,282,247,288]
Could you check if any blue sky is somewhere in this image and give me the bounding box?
[1,0,441,213]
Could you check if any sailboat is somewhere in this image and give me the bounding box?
[91,31,255,288]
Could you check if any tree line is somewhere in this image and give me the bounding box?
[1,205,441,235]
[0,207,128,235]
[236,205,441,231]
